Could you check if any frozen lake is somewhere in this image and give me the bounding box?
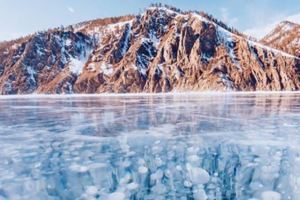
[0,93,300,200]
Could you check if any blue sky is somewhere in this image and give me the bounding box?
[0,0,300,41]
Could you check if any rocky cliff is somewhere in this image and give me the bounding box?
[261,21,300,57]
[1,5,300,94]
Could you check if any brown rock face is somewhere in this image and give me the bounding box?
[0,30,93,94]
[1,6,300,94]
[261,21,300,57]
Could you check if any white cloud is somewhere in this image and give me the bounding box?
[67,7,75,13]
[220,7,238,27]
[244,13,300,39]
[220,8,229,22]
[244,24,277,39]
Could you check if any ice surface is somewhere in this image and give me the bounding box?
[0,93,300,200]
[261,191,281,200]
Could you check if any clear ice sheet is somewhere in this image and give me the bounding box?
[0,93,300,200]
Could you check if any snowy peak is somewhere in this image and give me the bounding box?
[279,20,299,27]
[146,5,182,17]
[1,5,300,94]
[262,20,300,43]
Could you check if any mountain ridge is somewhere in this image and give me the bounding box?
[261,20,300,57]
[1,5,300,94]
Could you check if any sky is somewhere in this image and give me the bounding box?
[0,0,300,41]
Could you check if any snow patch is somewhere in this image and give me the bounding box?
[36,43,48,57]
[145,32,160,48]
[219,73,234,90]
[68,44,92,75]
[249,45,265,69]
[133,63,147,76]
[60,46,68,64]
[65,39,72,47]
[248,40,297,59]
[148,6,182,16]
[100,63,114,76]
[291,37,300,46]
[11,44,21,50]
[121,24,131,56]
[3,81,13,93]
[69,58,86,75]
[106,20,133,31]
[155,64,165,77]
[216,28,242,71]
[192,13,210,24]
[215,21,298,59]
[22,64,36,84]
[175,66,184,79]
[3,49,9,55]
[27,67,36,84]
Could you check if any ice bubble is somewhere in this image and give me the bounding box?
[121,160,131,168]
[34,163,41,168]
[187,147,199,154]
[152,146,162,154]
[188,155,200,163]
[86,186,98,195]
[127,151,136,156]
[151,169,164,181]
[120,173,132,185]
[127,182,139,190]
[167,151,175,160]
[69,164,88,173]
[138,166,148,174]
[118,139,130,152]
[154,157,164,167]
[261,191,281,200]
[187,164,210,185]
[184,180,193,188]
[165,169,172,177]
[88,162,107,170]
[138,159,145,165]
[151,183,167,194]
[176,165,183,171]
[193,187,208,200]
[107,192,125,200]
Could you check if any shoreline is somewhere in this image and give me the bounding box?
[1,90,300,99]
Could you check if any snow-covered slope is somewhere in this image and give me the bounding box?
[0,5,300,94]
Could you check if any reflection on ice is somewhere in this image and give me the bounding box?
[0,93,300,199]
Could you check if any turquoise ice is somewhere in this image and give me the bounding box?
[0,93,299,200]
